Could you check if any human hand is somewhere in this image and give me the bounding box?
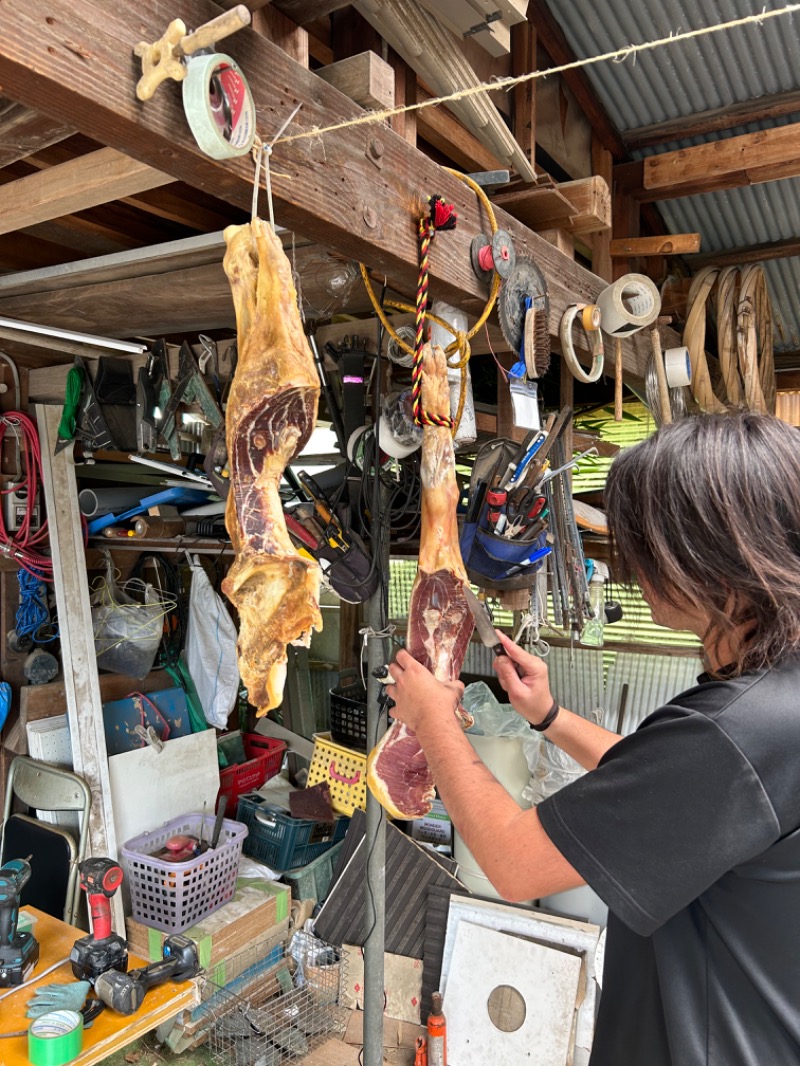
[492,631,556,726]
[384,648,465,736]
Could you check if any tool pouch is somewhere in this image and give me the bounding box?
[460,437,550,590]
[318,529,380,605]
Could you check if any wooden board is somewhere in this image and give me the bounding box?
[108,728,219,847]
[0,148,172,236]
[494,176,611,235]
[1,907,198,1066]
[317,51,395,111]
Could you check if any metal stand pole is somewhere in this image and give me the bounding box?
[362,501,388,1066]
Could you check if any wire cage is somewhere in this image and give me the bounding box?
[203,931,348,1066]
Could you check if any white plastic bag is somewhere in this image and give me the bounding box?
[185,556,239,729]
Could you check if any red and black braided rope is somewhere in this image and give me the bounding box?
[412,194,458,428]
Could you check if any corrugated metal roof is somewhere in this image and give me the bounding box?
[544,1,800,354]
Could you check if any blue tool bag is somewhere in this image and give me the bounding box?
[460,437,551,591]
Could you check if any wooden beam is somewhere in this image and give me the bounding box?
[0,147,173,236]
[624,88,800,151]
[526,0,627,160]
[0,0,671,379]
[251,5,309,67]
[493,176,611,235]
[416,85,504,172]
[686,234,800,269]
[590,136,612,282]
[272,0,350,23]
[0,98,75,167]
[511,21,536,174]
[610,234,701,257]
[316,51,395,111]
[615,122,800,201]
[0,245,375,341]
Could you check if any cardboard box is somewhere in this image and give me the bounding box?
[126,876,291,970]
[410,799,452,847]
[341,945,423,1024]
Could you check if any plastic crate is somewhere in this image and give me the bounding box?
[281,840,346,904]
[121,813,248,934]
[217,734,286,811]
[329,681,368,751]
[236,793,349,871]
[307,732,368,817]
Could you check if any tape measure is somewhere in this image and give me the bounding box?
[182,53,256,160]
[28,1010,83,1066]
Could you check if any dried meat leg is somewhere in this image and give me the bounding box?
[367,344,474,818]
[222,220,322,714]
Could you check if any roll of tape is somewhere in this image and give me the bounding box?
[596,274,661,337]
[664,345,692,387]
[28,1010,83,1066]
[182,53,256,160]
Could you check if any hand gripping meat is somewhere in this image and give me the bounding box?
[222,220,322,714]
[367,343,475,818]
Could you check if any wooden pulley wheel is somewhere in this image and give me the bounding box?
[682,267,727,414]
[737,265,775,415]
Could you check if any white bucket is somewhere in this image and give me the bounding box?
[453,734,533,903]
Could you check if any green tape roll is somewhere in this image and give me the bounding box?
[182,53,257,160]
[28,1010,83,1066]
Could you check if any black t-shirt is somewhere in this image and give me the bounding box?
[537,657,800,1066]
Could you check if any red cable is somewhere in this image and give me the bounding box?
[0,413,53,579]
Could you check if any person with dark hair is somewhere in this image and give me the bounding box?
[385,412,800,1066]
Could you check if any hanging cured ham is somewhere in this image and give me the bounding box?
[367,343,474,818]
[222,219,322,715]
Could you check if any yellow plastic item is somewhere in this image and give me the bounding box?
[307,733,367,817]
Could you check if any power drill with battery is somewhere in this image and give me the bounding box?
[70,857,128,983]
[0,858,39,987]
[94,935,199,1015]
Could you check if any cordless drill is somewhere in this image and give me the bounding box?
[94,935,199,1015]
[70,858,128,983]
[0,858,39,986]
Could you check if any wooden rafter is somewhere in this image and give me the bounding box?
[615,122,800,201]
[0,98,75,167]
[624,88,800,151]
[686,234,800,269]
[0,147,172,237]
[610,234,700,257]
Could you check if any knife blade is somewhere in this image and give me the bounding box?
[463,585,507,657]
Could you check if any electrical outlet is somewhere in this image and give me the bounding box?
[3,483,41,532]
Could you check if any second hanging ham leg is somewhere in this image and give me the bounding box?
[367,343,474,819]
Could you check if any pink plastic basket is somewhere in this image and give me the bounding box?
[121,813,248,933]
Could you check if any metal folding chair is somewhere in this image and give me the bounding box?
[1,754,91,926]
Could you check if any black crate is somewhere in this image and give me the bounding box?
[329,681,368,751]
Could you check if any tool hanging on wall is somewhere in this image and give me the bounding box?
[55,355,117,458]
[134,6,256,161]
[158,341,223,448]
[559,303,605,383]
[497,257,550,430]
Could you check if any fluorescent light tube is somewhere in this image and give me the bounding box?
[0,315,147,354]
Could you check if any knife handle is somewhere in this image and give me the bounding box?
[492,644,508,657]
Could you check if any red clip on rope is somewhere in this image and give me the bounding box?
[412,194,457,428]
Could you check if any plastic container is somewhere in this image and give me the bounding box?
[236,793,349,871]
[280,840,346,903]
[121,813,248,933]
[216,734,286,811]
[329,681,368,751]
[307,732,368,817]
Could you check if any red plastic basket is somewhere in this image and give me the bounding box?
[216,734,286,811]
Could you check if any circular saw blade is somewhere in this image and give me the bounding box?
[497,257,549,356]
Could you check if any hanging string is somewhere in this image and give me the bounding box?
[275,5,800,147]
[251,102,304,229]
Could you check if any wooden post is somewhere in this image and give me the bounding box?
[591,136,613,282]
[511,22,536,176]
[36,404,124,932]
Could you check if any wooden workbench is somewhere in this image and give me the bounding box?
[0,907,199,1066]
